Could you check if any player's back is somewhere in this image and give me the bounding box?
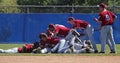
[55,24,70,36]
[99,10,115,26]
[24,44,33,53]
[46,37,59,46]
[73,20,89,29]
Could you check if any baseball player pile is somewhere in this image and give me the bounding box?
[0,3,117,54]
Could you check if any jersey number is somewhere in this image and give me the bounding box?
[106,14,110,21]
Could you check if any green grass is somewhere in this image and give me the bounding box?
[0,44,23,49]
[0,44,120,56]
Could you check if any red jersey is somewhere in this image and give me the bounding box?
[98,10,116,26]
[40,37,60,49]
[55,24,70,37]
[18,44,33,53]
[73,20,89,29]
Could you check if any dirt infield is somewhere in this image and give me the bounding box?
[0,56,120,63]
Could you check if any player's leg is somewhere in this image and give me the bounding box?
[75,37,82,43]
[74,43,83,50]
[82,40,87,47]
[58,36,77,53]
[58,46,70,53]
[60,43,83,53]
[79,30,87,42]
[51,39,66,53]
[51,43,59,52]
[108,26,116,53]
[65,29,73,40]
[106,36,113,52]
[65,29,80,41]
[60,42,83,53]
[57,39,66,52]
[100,26,108,53]
[68,36,76,46]
[67,36,77,53]
[74,48,87,53]
[40,47,51,54]
[4,47,18,53]
[85,24,98,52]
[54,30,78,53]
[88,48,95,53]
[64,48,72,53]
[65,29,79,40]
[0,49,4,53]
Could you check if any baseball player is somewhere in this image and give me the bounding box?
[94,3,117,53]
[51,30,88,53]
[46,24,71,38]
[53,39,94,53]
[48,24,81,42]
[68,17,98,53]
[45,24,82,53]
[39,33,60,53]
[0,42,40,53]
[39,30,80,53]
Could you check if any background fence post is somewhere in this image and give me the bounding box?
[113,0,116,13]
[22,7,29,43]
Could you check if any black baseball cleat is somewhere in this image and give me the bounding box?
[94,50,98,53]
[110,51,117,54]
[0,49,4,53]
[86,48,90,53]
[0,51,2,53]
[99,52,105,54]
[72,30,80,36]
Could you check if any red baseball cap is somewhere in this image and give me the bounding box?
[68,17,75,21]
[99,3,107,8]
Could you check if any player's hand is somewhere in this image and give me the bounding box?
[94,18,102,23]
[94,18,98,22]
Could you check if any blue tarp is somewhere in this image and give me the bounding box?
[0,14,119,44]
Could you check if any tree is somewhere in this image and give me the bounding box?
[0,0,20,13]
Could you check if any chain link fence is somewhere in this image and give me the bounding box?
[0,5,119,13]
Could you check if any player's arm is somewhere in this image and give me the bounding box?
[72,23,80,29]
[94,19,102,30]
[94,18,102,23]
[112,12,117,21]
[114,15,117,21]
[94,14,102,23]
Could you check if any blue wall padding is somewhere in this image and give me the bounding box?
[0,14,119,44]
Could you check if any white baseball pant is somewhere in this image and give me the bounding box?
[51,39,66,53]
[100,25,116,52]
[62,43,86,53]
[40,47,52,54]
[80,24,97,51]
[0,47,19,53]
